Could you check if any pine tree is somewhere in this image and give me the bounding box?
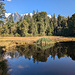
[33,10,35,15]
[40,18,45,36]
[9,15,14,23]
[68,14,75,36]
[18,20,29,36]
[7,15,14,34]
[31,19,37,36]
[52,14,57,34]
[19,16,23,22]
[57,15,61,27]
[46,25,52,36]
[0,2,6,25]
[36,9,39,14]
[50,21,54,34]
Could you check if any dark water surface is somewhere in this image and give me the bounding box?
[0,41,75,75]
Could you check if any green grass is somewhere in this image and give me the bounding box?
[36,38,55,45]
[36,38,53,43]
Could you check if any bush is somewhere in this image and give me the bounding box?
[1,33,14,37]
[25,33,33,37]
[36,34,45,36]
[8,34,14,37]
[48,33,53,36]
[36,38,53,43]
[14,33,20,37]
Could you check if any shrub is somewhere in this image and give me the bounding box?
[14,33,20,37]
[1,34,14,37]
[36,38,53,43]
[25,33,33,37]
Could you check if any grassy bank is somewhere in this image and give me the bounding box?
[0,36,75,51]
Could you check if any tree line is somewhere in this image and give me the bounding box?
[0,2,75,37]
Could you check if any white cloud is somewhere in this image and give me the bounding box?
[5,13,11,18]
[4,55,12,59]
[8,69,13,73]
[21,13,33,17]
[18,65,30,69]
[7,0,11,1]
[24,13,51,18]
[18,65,24,69]
[21,13,52,18]
[25,13,33,17]
[47,15,52,18]
[21,14,24,16]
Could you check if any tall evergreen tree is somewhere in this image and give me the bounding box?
[9,15,14,23]
[40,18,45,36]
[68,14,75,36]
[18,20,29,36]
[31,19,37,36]
[33,10,35,15]
[7,15,14,34]
[0,2,6,25]
[52,14,57,34]
[57,15,61,27]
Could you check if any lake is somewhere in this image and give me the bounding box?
[0,41,75,75]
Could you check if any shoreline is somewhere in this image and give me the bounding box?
[0,36,75,51]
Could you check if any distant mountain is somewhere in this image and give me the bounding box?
[8,12,21,22]
[7,12,33,22]
[6,12,51,22]
[12,12,21,22]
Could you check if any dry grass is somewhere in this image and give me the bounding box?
[0,36,75,42]
[0,36,75,51]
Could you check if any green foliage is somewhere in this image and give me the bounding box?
[14,33,20,37]
[36,38,53,43]
[17,20,29,36]
[40,18,45,36]
[0,10,75,37]
[68,14,75,36]
[8,15,14,23]
[0,2,6,25]
[25,33,33,37]
[1,33,14,37]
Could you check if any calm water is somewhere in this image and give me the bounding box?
[0,41,75,75]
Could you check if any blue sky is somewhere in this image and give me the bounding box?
[4,0,75,17]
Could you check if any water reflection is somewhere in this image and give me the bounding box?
[0,41,75,75]
[4,41,75,62]
[0,47,10,75]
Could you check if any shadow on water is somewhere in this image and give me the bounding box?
[59,41,75,60]
[0,46,10,75]
[3,41,75,62]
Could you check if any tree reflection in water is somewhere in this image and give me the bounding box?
[0,46,10,75]
[4,41,75,63]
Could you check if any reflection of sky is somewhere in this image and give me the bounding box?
[7,55,75,75]
[4,51,19,59]
[18,65,30,69]
[4,55,12,59]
